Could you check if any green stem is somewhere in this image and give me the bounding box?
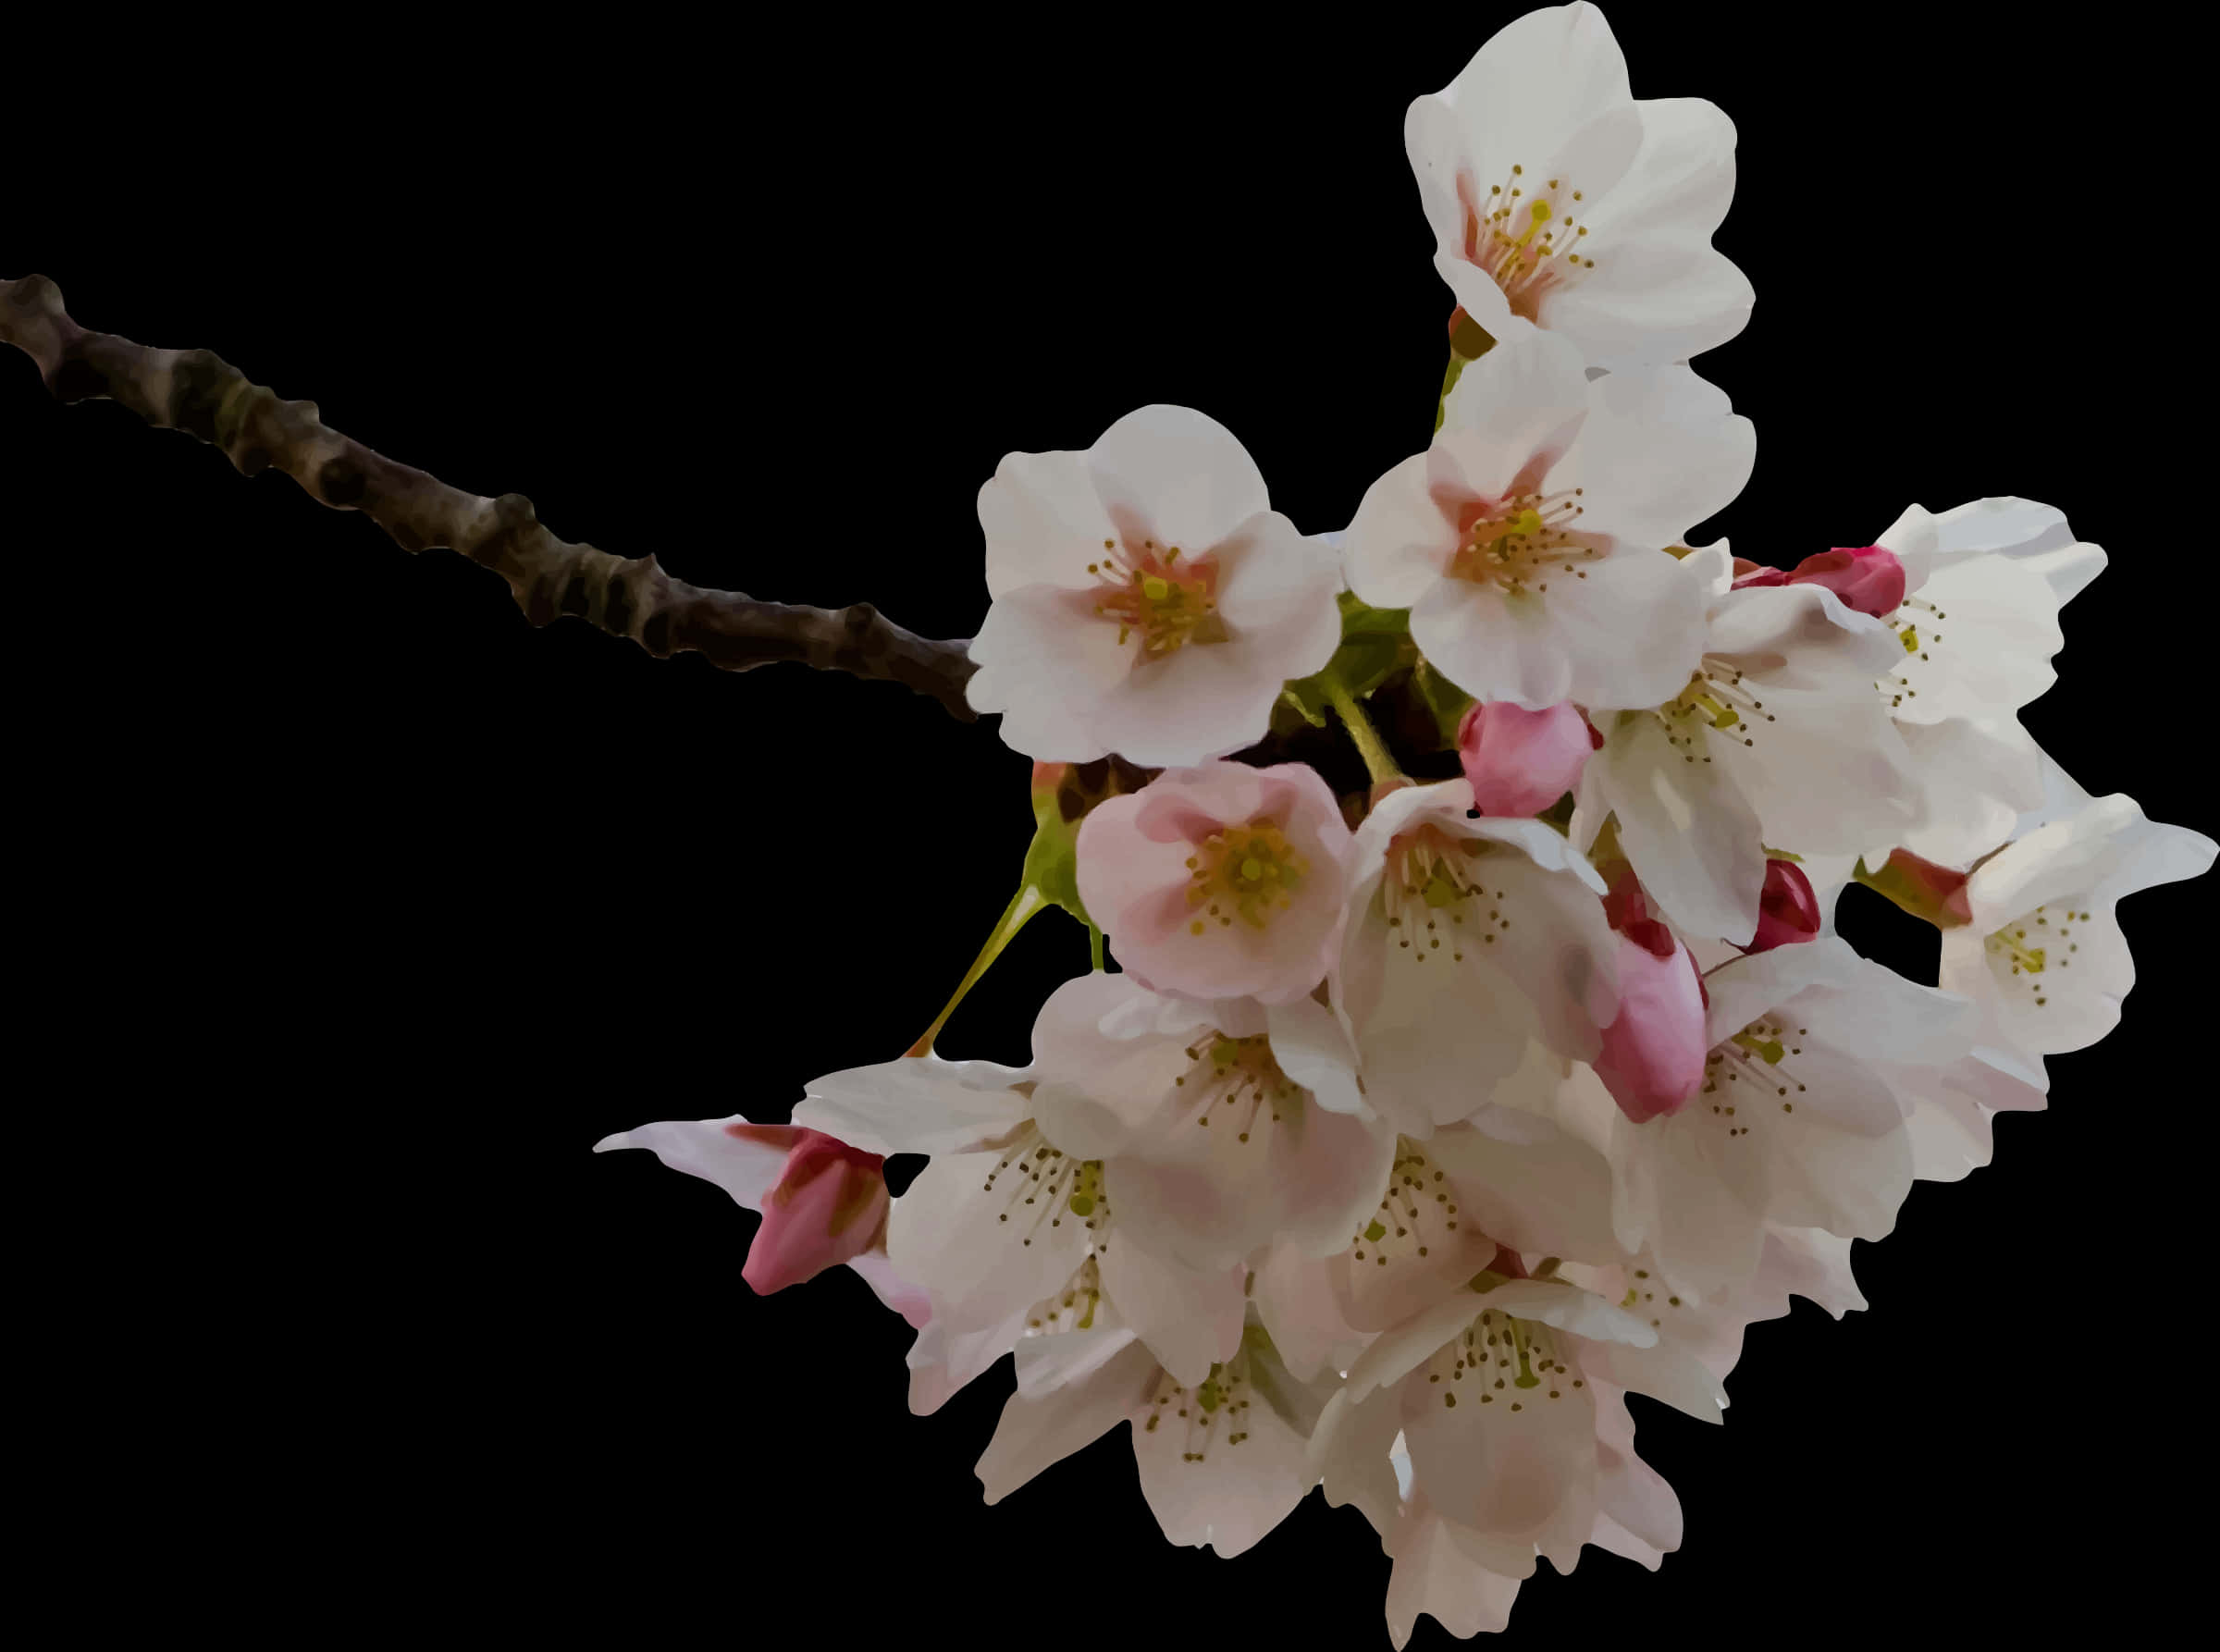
[1088,922,1105,972]
[1321,672,1400,786]
[906,882,1050,1056]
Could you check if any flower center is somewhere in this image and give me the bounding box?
[1022,1253,1104,1337]
[1455,163,1598,322]
[1172,1031,1299,1144]
[1877,595,1949,710]
[1446,488,1598,598]
[1142,1344,1261,1461]
[980,1126,1112,1250]
[1700,1015,1807,1133]
[1659,660,1778,760]
[1419,1299,1583,1411]
[1184,819,1307,935]
[1086,536,1226,656]
[1351,1139,1467,1267]
[1380,826,1509,963]
[1983,903,2086,1011]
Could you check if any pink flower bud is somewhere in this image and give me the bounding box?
[1743,858,1822,952]
[1593,931,1709,1124]
[1733,545,1906,617]
[1593,866,1707,1123]
[736,1127,891,1298]
[1455,700,1595,817]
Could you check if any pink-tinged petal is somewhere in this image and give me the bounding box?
[887,1151,1088,1335]
[741,1129,891,1296]
[1385,1510,1527,1648]
[978,446,1121,601]
[1076,761,1352,1005]
[1097,1240,1246,1387]
[1744,858,1822,952]
[1593,932,1708,1123]
[1458,700,1595,816]
[1084,404,1271,557]
[1428,1109,1622,1264]
[793,1054,1034,1157]
[1129,1355,1316,1557]
[1252,1240,1373,1385]
[975,1337,1161,1505]
[844,1246,932,1332]
[592,1115,796,1212]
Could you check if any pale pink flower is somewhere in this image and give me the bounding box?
[1334,779,1622,1137]
[1075,760,1353,1005]
[1405,1,1752,372]
[1341,327,1747,711]
[964,405,1343,767]
[1457,699,1597,816]
[974,1312,1338,1559]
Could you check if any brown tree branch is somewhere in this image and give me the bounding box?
[1,274,981,720]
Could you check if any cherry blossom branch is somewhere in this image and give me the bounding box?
[0,274,982,721]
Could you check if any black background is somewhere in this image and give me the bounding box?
[6,5,2210,1644]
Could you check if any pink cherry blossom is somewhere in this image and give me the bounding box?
[1075,760,1353,1005]
[1457,700,1597,816]
[1732,544,1906,618]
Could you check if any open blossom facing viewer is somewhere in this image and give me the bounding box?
[1405,1,1753,371]
[965,405,1342,767]
[1076,760,1353,1005]
[1342,326,1751,712]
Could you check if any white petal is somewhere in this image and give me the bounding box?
[975,1338,1159,1504]
[978,447,1120,601]
[1097,1238,1245,1387]
[887,1150,1087,1330]
[1585,709,1764,943]
[1129,1360,1315,1557]
[1085,404,1270,557]
[1552,363,1756,550]
[793,1054,1033,1157]
[591,1115,790,1211]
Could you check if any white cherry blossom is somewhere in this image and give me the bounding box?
[1332,779,1622,1137]
[1313,1268,1720,1584]
[1341,326,1749,711]
[791,1050,1248,1392]
[1576,545,1920,944]
[1939,783,2214,1066]
[975,1311,1337,1558]
[966,405,1342,767]
[1605,936,1969,1296]
[1406,1,1753,371]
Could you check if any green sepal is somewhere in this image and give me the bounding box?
[1022,783,1092,930]
[1281,595,1413,723]
[1412,657,1476,747]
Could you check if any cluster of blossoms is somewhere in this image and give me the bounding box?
[598,6,2211,1643]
